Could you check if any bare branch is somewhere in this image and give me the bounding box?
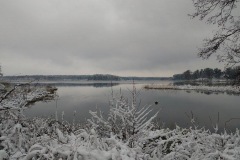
[191,0,240,65]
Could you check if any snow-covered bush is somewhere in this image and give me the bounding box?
[88,85,158,147]
[0,83,57,159]
[1,83,240,159]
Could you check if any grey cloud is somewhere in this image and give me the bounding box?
[0,0,223,76]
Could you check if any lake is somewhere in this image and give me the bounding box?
[24,80,240,132]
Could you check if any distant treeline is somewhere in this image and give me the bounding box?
[2,74,172,81]
[173,67,240,80]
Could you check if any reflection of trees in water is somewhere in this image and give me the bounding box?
[173,81,240,95]
[173,81,237,86]
[10,82,120,88]
[186,90,240,96]
[92,83,119,88]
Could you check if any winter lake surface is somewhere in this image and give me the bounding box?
[24,81,240,132]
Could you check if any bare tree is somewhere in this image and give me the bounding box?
[190,0,240,66]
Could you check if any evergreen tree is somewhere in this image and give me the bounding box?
[203,68,214,79]
[183,70,192,80]
[213,68,222,79]
[192,70,200,79]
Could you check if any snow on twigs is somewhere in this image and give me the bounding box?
[0,84,56,111]
[1,83,240,159]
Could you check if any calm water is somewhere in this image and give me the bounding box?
[24,81,240,132]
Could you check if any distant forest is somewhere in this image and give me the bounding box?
[2,74,172,81]
[173,66,240,80]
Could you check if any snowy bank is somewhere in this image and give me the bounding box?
[2,119,240,160]
[2,83,240,159]
[144,84,240,94]
[0,84,56,110]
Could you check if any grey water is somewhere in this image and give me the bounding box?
[24,81,240,132]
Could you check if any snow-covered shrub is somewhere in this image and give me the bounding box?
[141,126,240,159]
[0,83,57,159]
[2,82,240,159]
[88,85,158,147]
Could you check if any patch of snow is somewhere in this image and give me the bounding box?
[145,84,240,94]
[0,150,8,160]
[2,83,240,159]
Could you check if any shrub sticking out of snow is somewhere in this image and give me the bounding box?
[2,83,240,159]
[88,84,158,147]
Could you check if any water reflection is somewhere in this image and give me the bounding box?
[9,82,120,88]
[184,89,240,96]
[24,82,240,132]
[173,81,235,86]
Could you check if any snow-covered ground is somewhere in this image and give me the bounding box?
[144,84,240,94]
[1,84,240,159]
[1,120,240,160]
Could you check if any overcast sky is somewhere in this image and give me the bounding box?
[0,0,225,76]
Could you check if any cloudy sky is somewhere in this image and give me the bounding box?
[0,0,225,76]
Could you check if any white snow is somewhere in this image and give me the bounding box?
[1,83,240,159]
[145,84,240,94]
[0,150,8,160]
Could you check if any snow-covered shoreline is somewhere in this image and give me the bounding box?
[0,85,56,111]
[1,84,240,159]
[144,84,240,94]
